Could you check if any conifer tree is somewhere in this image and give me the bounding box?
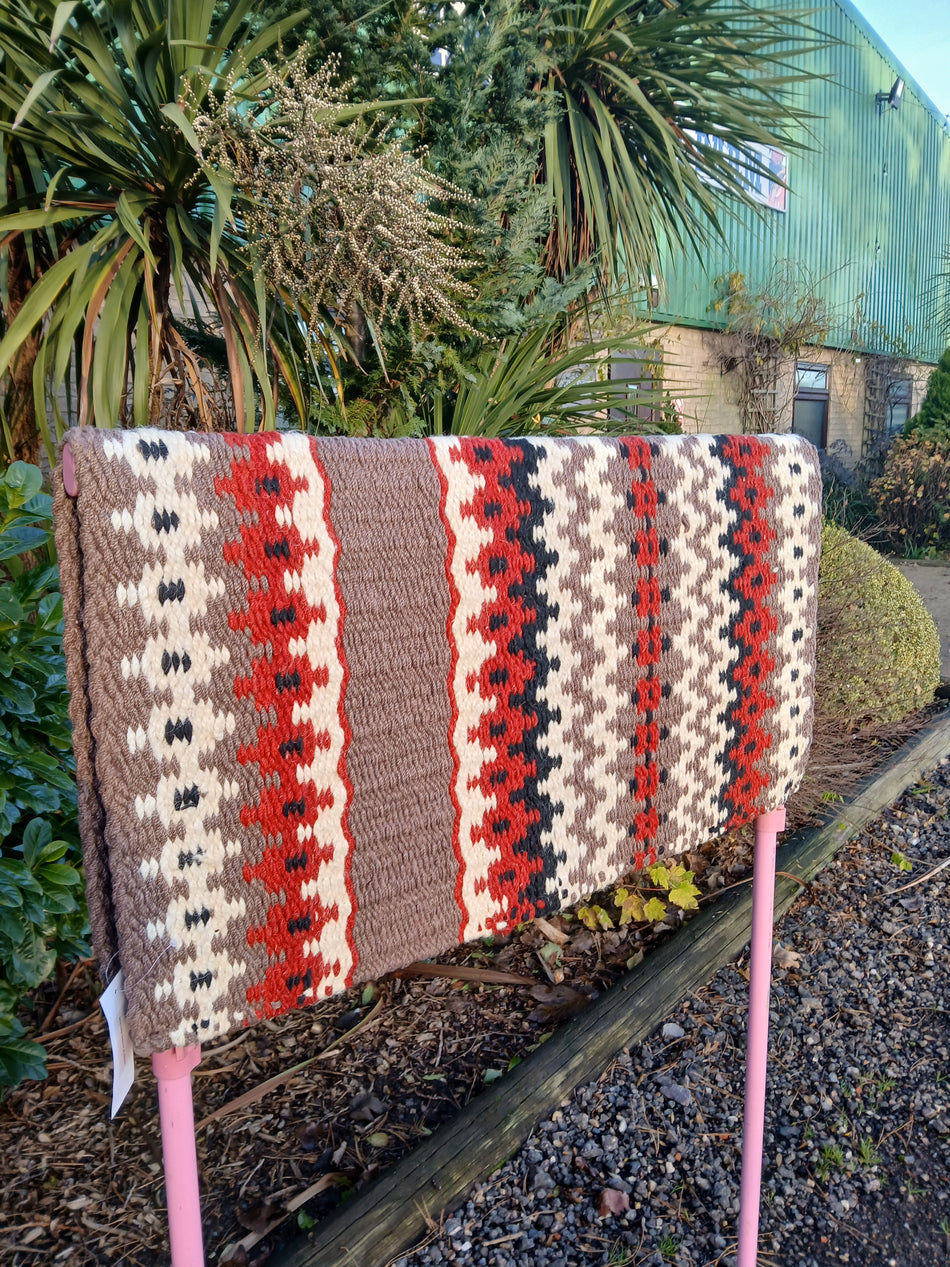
[906,348,950,434]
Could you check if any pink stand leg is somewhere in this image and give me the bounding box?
[152,1046,204,1267]
[737,806,785,1267]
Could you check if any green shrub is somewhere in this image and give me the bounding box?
[816,523,940,726]
[904,347,950,435]
[0,462,86,1089]
[868,429,950,556]
[820,443,884,542]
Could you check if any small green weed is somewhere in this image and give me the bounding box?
[857,1135,882,1167]
[577,903,614,931]
[578,862,702,933]
[656,1232,682,1260]
[890,851,913,872]
[607,1244,637,1265]
[816,1143,845,1181]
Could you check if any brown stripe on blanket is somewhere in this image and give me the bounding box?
[69,434,183,1040]
[762,436,821,802]
[646,437,688,854]
[53,472,118,977]
[552,441,638,897]
[318,438,458,981]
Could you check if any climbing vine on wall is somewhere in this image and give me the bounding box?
[710,264,834,434]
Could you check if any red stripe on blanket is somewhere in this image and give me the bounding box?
[443,440,545,931]
[216,438,355,1018]
[721,436,778,827]
[625,437,663,869]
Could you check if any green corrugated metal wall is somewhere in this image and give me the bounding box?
[653,0,950,364]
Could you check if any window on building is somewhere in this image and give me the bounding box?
[886,377,913,437]
[609,353,660,423]
[792,361,829,448]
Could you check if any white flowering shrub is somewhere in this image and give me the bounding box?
[193,53,476,352]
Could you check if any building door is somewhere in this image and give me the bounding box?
[792,362,829,448]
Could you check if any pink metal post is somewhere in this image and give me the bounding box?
[152,1045,205,1267]
[737,805,785,1267]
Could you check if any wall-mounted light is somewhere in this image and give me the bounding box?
[876,78,905,114]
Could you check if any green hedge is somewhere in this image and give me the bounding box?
[817,523,940,725]
[0,463,87,1089]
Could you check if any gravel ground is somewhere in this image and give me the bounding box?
[398,761,950,1267]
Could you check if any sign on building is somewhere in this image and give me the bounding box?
[689,133,788,212]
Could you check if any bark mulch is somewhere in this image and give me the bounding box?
[1,834,741,1267]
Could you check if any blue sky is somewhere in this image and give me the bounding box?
[852,0,950,119]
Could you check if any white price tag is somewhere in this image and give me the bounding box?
[98,970,135,1117]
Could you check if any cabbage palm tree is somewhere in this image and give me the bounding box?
[537,0,821,287]
[0,0,307,460]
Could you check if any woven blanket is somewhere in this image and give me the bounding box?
[55,428,820,1055]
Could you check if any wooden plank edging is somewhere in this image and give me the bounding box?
[274,710,950,1267]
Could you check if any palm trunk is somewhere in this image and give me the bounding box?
[347,299,367,367]
[3,228,41,467]
[147,221,172,426]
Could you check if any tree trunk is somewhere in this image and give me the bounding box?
[347,300,367,368]
[3,230,42,467]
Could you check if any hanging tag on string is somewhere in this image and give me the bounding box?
[99,970,135,1117]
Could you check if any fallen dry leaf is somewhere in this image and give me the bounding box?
[596,1187,631,1217]
[349,1090,387,1121]
[236,1198,282,1235]
[773,944,802,970]
[528,984,592,1023]
[536,943,565,985]
[219,1244,250,1266]
[294,1121,325,1151]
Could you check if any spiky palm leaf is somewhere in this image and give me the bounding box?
[0,0,308,458]
[0,120,59,465]
[539,0,823,286]
[421,317,677,437]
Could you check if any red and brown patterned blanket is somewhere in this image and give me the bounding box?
[55,429,820,1055]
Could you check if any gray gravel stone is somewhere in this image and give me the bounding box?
[403,759,950,1267]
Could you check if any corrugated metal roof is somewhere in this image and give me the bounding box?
[653,0,950,364]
